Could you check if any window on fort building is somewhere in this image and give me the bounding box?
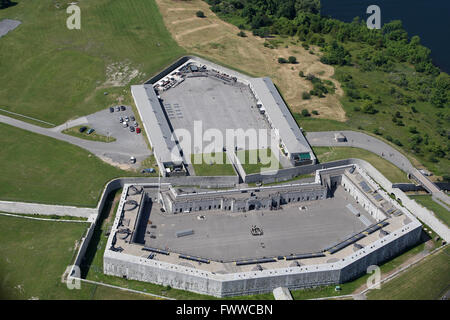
[316,196,319,200]
[209,206,211,210]
[199,206,202,210]
[179,208,182,213]
[190,207,192,211]
[298,197,300,201]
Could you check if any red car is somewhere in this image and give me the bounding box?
[136,127,141,134]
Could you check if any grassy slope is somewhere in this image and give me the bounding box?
[0,122,134,207]
[410,195,450,227]
[313,146,410,183]
[366,246,450,300]
[0,0,185,125]
[333,59,449,177]
[0,215,154,299]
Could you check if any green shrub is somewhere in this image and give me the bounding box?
[288,56,297,64]
[302,92,311,100]
[301,109,311,117]
[196,11,205,18]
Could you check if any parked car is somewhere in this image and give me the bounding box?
[109,107,114,113]
[123,122,128,128]
[125,116,129,122]
[133,121,138,127]
[136,127,141,134]
[79,126,87,133]
[130,116,135,121]
[115,106,120,112]
[87,128,95,134]
[120,105,126,111]
[119,117,123,123]
[141,168,155,174]
[129,126,135,132]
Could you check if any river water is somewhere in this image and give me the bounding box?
[321,0,450,73]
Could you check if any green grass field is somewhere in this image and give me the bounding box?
[0,0,185,125]
[366,246,450,300]
[0,214,155,299]
[62,125,116,143]
[236,148,282,174]
[0,122,134,207]
[312,146,410,183]
[410,195,450,227]
[191,152,236,176]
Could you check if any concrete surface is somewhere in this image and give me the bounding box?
[144,187,373,261]
[160,76,271,154]
[0,19,21,38]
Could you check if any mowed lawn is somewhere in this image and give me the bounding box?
[313,146,410,183]
[367,246,450,300]
[0,215,154,299]
[0,123,132,207]
[410,195,450,227]
[191,152,236,176]
[237,148,282,174]
[0,0,185,125]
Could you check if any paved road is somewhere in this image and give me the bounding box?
[307,131,450,206]
[0,114,151,168]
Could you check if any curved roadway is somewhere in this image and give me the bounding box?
[307,131,450,206]
[0,114,151,168]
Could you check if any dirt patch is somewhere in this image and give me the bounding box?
[98,156,134,171]
[103,61,144,87]
[155,0,346,121]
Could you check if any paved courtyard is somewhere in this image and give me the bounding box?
[143,186,376,261]
[159,77,272,155]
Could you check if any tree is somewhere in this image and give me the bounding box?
[278,57,288,64]
[320,41,351,66]
[302,92,311,100]
[0,0,12,9]
[288,56,297,64]
[430,73,450,108]
[301,109,311,117]
[196,11,205,18]
[237,31,247,37]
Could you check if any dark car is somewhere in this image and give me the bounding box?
[130,116,135,121]
[129,126,135,132]
[120,105,126,111]
[79,126,87,133]
[109,107,114,113]
[87,128,95,134]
